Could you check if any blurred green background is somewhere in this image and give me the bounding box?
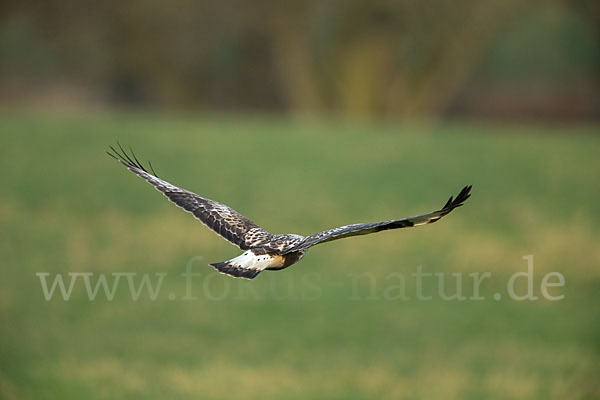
[1,1,599,399]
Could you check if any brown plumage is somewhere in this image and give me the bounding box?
[108,144,471,279]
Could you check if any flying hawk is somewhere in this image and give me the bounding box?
[108,144,471,279]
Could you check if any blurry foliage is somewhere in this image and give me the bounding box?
[0,0,598,120]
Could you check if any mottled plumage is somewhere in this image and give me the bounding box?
[108,145,472,279]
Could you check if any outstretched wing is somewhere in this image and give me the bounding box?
[284,185,472,253]
[107,144,271,250]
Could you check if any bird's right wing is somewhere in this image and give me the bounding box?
[107,144,271,250]
[283,185,472,253]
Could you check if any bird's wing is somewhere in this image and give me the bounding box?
[283,185,472,253]
[107,144,271,250]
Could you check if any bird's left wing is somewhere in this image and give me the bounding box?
[107,144,271,250]
[283,185,472,253]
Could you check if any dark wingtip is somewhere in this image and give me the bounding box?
[106,150,118,160]
[443,196,453,209]
[441,185,472,214]
[106,142,158,177]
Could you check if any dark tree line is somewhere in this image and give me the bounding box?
[1,0,598,120]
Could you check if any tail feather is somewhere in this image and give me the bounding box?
[209,261,262,279]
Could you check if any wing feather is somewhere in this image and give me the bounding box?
[107,144,271,250]
[284,185,472,253]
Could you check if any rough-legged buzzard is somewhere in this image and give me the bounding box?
[108,144,471,279]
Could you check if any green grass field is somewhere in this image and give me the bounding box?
[1,111,599,399]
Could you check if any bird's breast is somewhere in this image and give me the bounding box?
[265,251,304,270]
[267,254,286,269]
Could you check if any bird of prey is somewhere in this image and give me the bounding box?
[108,144,471,279]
